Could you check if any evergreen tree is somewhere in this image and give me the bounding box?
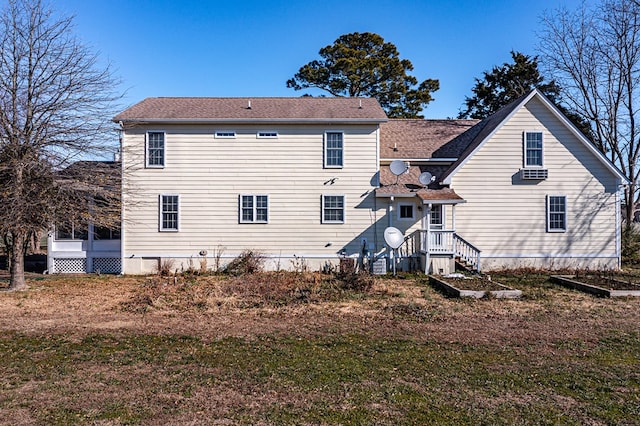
[287,32,439,118]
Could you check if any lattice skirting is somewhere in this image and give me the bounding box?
[92,257,122,274]
[53,257,121,274]
[53,258,87,273]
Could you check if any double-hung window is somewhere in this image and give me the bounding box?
[322,195,345,223]
[324,132,343,168]
[147,131,165,167]
[547,195,567,232]
[160,194,179,231]
[524,131,543,167]
[240,195,269,223]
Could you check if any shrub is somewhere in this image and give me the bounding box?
[156,258,175,276]
[224,250,265,276]
[622,224,640,264]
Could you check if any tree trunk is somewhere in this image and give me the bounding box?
[8,233,27,291]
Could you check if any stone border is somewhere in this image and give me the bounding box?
[428,276,522,299]
[551,275,640,297]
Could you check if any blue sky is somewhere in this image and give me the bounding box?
[54,0,583,118]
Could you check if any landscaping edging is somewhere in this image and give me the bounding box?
[551,275,640,297]
[428,276,522,299]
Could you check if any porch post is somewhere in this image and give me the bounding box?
[47,229,54,273]
[425,203,431,274]
[388,196,394,227]
[452,204,456,230]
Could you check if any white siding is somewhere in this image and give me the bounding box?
[122,123,381,272]
[451,97,620,270]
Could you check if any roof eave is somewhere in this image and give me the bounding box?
[113,117,388,125]
[419,199,466,205]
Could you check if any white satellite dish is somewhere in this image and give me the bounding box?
[389,160,408,176]
[384,226,404,249]
[418,171,434,186]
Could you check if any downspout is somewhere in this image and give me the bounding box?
[425,203,432,275]
[616,182,623,269]
[119,121,125,275]
[389,196,394,270]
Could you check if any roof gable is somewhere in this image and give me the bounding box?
[114,97,388,123]
[439,89,629,184]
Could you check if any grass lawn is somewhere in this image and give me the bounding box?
[0,271,638,425]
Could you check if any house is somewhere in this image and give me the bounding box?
[113,97,388,274]
[46,89,628,274]
[377,89,628,273]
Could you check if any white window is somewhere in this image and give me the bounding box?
[322,195,345,223]
[94,226,121,240]
[524,131,544,167]
[547,195,567,232]
[55,223,88,240]
[215,131,236,138]
[324,132,343,168]
[398,203,415,220]
[430,205,443,227]
[146,131,165,168]
[159,194,179,231]
[240,195,269,223]
[257,131,278,139]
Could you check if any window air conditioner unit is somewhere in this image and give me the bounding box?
[520,168,548,180]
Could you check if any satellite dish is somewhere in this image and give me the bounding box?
[389,160,408,176]
[418,171,434,186]
[384,227,404,249]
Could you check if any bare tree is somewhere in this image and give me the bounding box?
[0,0,121,290]
[539,0,640,223]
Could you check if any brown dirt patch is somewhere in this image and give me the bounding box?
[0,273,638,347]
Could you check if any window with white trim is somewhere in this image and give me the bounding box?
[257,131,278,139]
[430,205,443,226]
[240,195,269,223]
[160,194,179,231]
[322,195,345,223]
[55,223,88,240]
[215,131,236,138]
[94,225,121,240]
[146,131,165,167]
[324,132,343,168]
[547,195,566,232]
[524,131,543,167]
[398,203,415,220]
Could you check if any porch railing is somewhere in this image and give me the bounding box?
[452,234,481,272]
[401,230,481,272]
[418,229,455,254]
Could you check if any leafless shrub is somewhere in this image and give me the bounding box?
[213,245,226,273]
[156,259,175,277]
[199,256,208,274]
[224,250,265,276]
[290,255,308,273]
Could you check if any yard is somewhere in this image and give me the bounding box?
[0,271,638,425]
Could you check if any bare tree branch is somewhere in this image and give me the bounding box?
[0,0,121,289]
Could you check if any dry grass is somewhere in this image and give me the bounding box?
[0,271,638,424]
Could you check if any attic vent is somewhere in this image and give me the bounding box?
[215,131,236,138]
[521,168,548,180]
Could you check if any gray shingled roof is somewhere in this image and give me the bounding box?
[380,119,479,159]
[113,97,388,123]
